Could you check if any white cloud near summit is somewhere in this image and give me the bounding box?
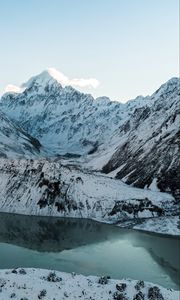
[48,68,100,89]
[3,84,23,94]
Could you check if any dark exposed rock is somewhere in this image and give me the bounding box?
[0,279,6,288]
[177,217,180,229]
[44,271,62,283]
[148,286,164,300]
[133,291,145,300]
[19,268,27,275]
[157,167,180,203]
[39,178,49,187]
[37,178,60,209]
[108,198,164,218]
[76,176,84,183]
[98,276,110,285]
[116,283,127,292]
[113,292,128,300]
[135,280,145,290]
[88,141,99,155]
[38,289,47,299]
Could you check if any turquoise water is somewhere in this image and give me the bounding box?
[0,213,179,290]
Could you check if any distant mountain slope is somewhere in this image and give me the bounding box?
[0,110,41,158]
[0,69,155,156]
[99,78,180,199]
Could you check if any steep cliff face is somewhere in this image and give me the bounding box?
[0,110,41,158]
[101,78,180,200]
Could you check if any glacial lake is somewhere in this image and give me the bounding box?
[0,213,179,290]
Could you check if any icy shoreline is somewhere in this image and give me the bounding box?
[133,216,180,236]
[0,268,179,300]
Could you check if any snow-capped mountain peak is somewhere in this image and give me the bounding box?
[21,69,63,93]
[2,69,64,98]
[0,73,179,159]
[21,68,100,93]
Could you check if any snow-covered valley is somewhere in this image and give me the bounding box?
[0,69,179,299]
[0,71,179,234]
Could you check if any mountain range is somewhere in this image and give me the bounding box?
[0,69,155,156]
[0,70,179,200]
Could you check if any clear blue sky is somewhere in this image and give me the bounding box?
[0,0,179,102]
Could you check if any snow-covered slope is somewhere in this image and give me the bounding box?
[0,70,179,213]
[1,268,178,300]
[0,69,155,156]
[0,110,41,158]
[0,159,177,225]
[88,78,180,200]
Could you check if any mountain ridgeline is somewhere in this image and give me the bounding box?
[0,70,179,199]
